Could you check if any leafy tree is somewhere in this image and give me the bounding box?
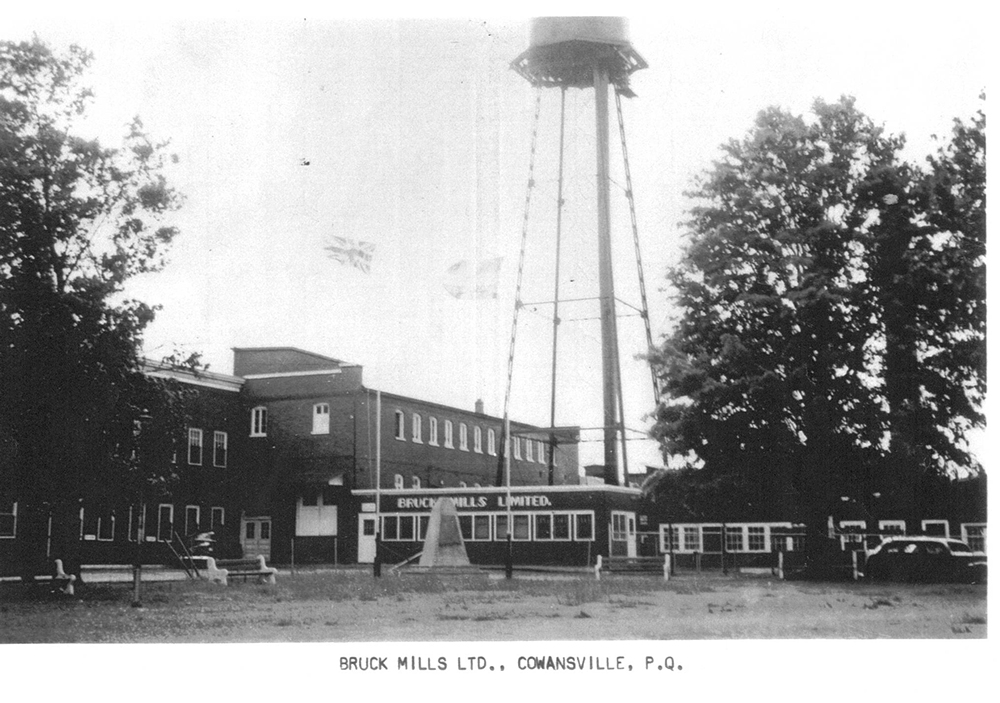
[0,38,186,577]
[650,96,985,553]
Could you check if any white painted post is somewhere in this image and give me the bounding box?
[594,554,603,580]
[777,551,784,580]
[852,550,859,581]
[662,554,670,581]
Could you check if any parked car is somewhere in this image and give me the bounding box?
[864,537,987,584]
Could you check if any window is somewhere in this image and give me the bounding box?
[459,423,468,451]
[210,507,225,530]
[0,500,16,538]
[526,438,534,462]
[260,521,270,540]
[251,406,267,437]
[157,504,174,541]
[473,426,482,453]
[962,524,986,553]
[513,437,522,459]
[552,514,570,540]
[512,514,531,541]
[444,420,454,448]
[725,526,744,552]
[747,526,766,551]
[575,513,594,541]
[428,417,439,446]
[922,519,949,538]
[459,481,467,488]
[683,526,700,552]
[412,413,422,443]
[185,505,201,536]
[535,514,552,540]
[128,505,147,542]
[245,522,255,539]
[411,476,421,489]
[296,489,338,536]
[487,429,496,456]
[188,428,203,465]
[839,520,866,550]
[312,403,330,434]
[878,520,906,535]
[382,516,398,540]
[81,507,115,542]
[495,515,508,540]
[394,474,404,489]
[394,410,405,440]
[399,515,415,540]
[213,431,228,468]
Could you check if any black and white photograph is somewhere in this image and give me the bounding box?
[0,3,990,698]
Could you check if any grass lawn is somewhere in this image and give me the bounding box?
[0,568,986,642]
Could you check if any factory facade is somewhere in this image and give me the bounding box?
[2,347,647,575]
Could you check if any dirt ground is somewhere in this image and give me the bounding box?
[0,568,986,642]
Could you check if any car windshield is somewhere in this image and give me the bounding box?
[948,541,973,553]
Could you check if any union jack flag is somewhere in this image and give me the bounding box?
[325,236,375,274]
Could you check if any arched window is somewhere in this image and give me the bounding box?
[444,420,454,448]
[412,413,422,443]
[513,437,522,460]
[394,410,405,440]
[473,426,483,453]
[459,423,468,451]
[526,437,534,461]
[487,428,496,456]
[428,417,439,446]
[412,476,421,489]
[251,406,267,437]
[394,474,404,489]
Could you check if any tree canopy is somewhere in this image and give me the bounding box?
[0,37,188,559]
[649,96,985,528]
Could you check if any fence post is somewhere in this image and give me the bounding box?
[777,551,784,580]
[852,550,859,581]
[663,554,670,582]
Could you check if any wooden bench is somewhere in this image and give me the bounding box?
[594,554,671,581]
[199,555,277,586]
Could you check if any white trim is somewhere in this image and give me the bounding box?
[961,523,986,553]
[142,362,244,392]
[210,506,225,530]
[240,369,342,380]
[188,428,203,466]
[0,500,16,539]
[352,484,642,497]
[428,417,439,446]
[157,503,174,541]
[411,413,422,443]
[185,505,201,535]
[213,431,228,467]
[312,403,331,435]
[251,406,267,437]
[921,519,950,538]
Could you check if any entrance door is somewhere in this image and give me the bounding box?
[357,514,377,563]
[610,511,637,557]
[241,517,271,559]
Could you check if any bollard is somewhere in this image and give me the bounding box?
[663,554,670,581]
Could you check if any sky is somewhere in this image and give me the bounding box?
[3,4,990,476]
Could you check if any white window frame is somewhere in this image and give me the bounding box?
[444,420,454,448]
[188,428,203,466]
[157,503,174,542]
[428,417,439,446]
[210,507,225,530]
[411,413,422,443]
[513,437,522,459]
[574,512,595,541]
[473,426,483,453]
[459,423,468,451]
[213,431,228,468]
[0,500,16,539]
[922,519,950,538]
[394,410,405,440]
[411,476,421,489]
[394,474,404,489]
[526,438,534,462]
[185,505,201,536]
[961,523,986,553]
[878,519,906,535]
[838,520,866,549]
[487,428,496,456]
[251,406,267,437]
[312,403,330,435]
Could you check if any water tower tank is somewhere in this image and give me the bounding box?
[511,16,647,95]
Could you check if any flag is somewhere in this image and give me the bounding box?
[325,236,375,273]
[444,256,503,299]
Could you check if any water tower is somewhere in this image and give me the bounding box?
[502,18,655,487]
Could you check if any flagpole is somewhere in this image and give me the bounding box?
[505,415,513,580]
[374,389,382,578]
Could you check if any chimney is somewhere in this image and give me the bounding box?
[474,399,484,414]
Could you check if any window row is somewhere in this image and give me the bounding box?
[184,428,228,467]
[660,523,803,554]
[70,504,226,543]
[393,410,554,465]
[836,519,987,553]
[380,511,595,543]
